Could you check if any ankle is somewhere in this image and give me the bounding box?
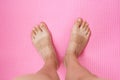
[44,56,58,69]
[65,53,77,59]
[64,53,78,67]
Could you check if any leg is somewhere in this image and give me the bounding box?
[15,22,60,80]
[64,18,99,80]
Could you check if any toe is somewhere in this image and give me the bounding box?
[31,30,36,40]
[34,26,39,32]
[32,35,35,40]
[74,18,83,28]
[31,26,38,40]
[36,25,42,32]
[33,26,38,35]
[84,23,90,35]
[84,22,89,31]
[86,28,91,38]
[32,27,37,35]
[80,20,86,29]
[39,22,49,32]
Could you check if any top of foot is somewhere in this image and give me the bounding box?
[67,18,91,57]
[31,22,58,67]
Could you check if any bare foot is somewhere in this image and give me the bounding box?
[63,18,96,80]
[66,18,91,57]
[31,22,58,67]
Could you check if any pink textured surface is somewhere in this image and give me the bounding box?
[0,0,120,80]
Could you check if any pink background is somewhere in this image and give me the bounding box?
[0,0,120,80]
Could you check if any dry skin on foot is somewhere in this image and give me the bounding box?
[66,18,91,57]
[31,22,58,66]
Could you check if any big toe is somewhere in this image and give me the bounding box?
[73,18,83,28]
[39,22,49,32]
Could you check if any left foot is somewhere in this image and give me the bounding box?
[31,22,58,68]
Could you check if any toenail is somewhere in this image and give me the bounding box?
[33,27,36,31]
[78,18,83,22]
[78,18,81,22]
[40,23,45,28]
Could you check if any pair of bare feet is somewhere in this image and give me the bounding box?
[15,18,104,80]
[31,18,91,68]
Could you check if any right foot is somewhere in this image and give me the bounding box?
[66,18,91,57]
[31,22,58,68]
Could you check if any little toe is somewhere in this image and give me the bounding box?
[86,29,91,38]
[31,30,36,40]
[85,23,90,35]
[39,22,49,32]
[32,36,35,40]
[74,18,83,28]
